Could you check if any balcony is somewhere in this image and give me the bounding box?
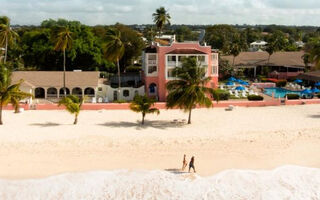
[167,61,176,66]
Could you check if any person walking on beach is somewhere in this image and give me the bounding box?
[189,156,196,173]
[182,154,187,171]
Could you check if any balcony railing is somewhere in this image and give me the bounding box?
[167,61,176,66]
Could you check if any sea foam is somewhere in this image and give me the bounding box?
[0,166,319,200]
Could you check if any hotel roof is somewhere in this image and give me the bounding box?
[222,51,308,68]
[12,71,100,88]
[166,49,207,55]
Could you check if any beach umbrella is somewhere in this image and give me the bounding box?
[235,86,245,91]
[301,89,312,94]
[240,81,249,86]
[315,82,320,87]
[228,77,237,82]
[225,81,235,86]
[312,88,320,93]
[294,79,303,84]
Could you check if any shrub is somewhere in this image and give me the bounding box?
[213,89,230,101]
[286,94,300,100]
[113,100,128,103]
[247,95,264,101]
[276,80,287,87]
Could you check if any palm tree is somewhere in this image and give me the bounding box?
[0,16,19,64]
[0,64,32,125]
[54,27,72,97]
[58,95,83,125]
[130,95,160,125]
[166,57,213,124]
[152,7,171,38]
[230,42,241,67]
[104,28,125,100]
[306,39,320,69]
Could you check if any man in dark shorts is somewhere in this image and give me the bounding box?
[188,156,196,173]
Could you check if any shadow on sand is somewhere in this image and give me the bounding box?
[98,120,186,130]
[30,122,60,127]
[308,115,320,119]
[165,168,189,175]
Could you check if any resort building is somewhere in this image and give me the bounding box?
[222,51,308,79]
[142,41,219,101]
[12,71,145,103]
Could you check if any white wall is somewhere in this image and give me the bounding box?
[96,84,145,102]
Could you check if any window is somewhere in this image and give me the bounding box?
[148,55,156,60]
[167,55,176,62]
[149,83,157,94]
[212,54,217,61]
[134,90,139,96]
[123,90,129,97]
[178,56,187,62]
[148,66,157,74]
[98,87,102,92]
[198,56,205,62]
[212,65,218,75]
[167,68,175,78]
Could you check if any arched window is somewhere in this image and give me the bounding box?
[59,88,70,96]
[72,87,82,96]
[84,87,95,97]
[35,87,45,98]
[123,90,129,97]
[149,83,157,94]
[47,87,57,98]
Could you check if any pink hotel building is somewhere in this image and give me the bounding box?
[142,42,219,102]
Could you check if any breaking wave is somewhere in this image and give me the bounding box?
[0,166,319,200]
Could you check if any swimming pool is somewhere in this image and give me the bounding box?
[264,87,301,98]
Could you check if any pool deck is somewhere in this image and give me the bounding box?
[3,98,320,110]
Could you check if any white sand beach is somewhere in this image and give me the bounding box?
[0,104,320,179]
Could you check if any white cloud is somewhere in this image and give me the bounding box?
[0,0,319,25]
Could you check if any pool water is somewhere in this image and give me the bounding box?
[264,87,301,98]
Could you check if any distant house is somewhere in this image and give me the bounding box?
[222,51,309,79]
[142,41,219,101]
[295,41,305,48]
[249,41,268,51]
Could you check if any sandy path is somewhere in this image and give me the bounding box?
[0,105,319,179]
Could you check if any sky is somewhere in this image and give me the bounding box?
[1,0,320,26]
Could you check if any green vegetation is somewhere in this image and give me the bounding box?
[104,28,125,100]
[58,95,83,125]
[129,95,160,125]
[0,64,32,125]
[247,95,264,101]
[286,94,300,100]
[212,89,230,101]
[54,27,72,97]
[152,7,171,37]
[166,57,213,124]
[276,80,287,87]
[0,16,19,64]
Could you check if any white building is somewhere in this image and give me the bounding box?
[249,41,268,51]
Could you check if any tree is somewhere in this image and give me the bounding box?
[266,43,275,66]
[104,28,125,100]
[152,7,171,38]
[0,64,32,125]
[166,57,213,124]
[58,95,83,125]
[54,27,72,97]
[305,38,320,69]
[130,95,160,125]
[230,42,241,66]
[0,16,19,64]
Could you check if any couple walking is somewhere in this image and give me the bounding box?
[182,154,196,173]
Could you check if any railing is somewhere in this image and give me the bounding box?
[167,61,176,66]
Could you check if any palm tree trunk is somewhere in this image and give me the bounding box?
[63,49,66,97]
[117,59,121,100]
[142,113,145,125]
[14,104,19,114]
[74,113,78,125]
[4,36,8,64]
[0,102,3,125]
[187,108,192,124]
[267,54,271,66]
